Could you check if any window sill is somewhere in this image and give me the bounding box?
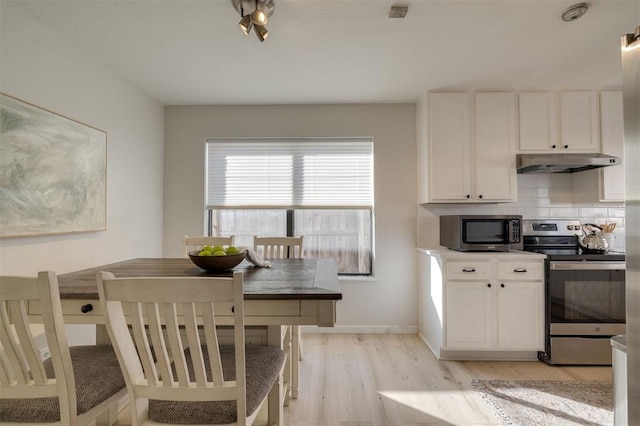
[339,275,377,283]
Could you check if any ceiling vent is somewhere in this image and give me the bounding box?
[388,5,408,18]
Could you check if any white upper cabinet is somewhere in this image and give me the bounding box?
[519,91,600,152]
[560,91,600,151]
[518,92,559,151]
[474,93,518,201]
[423,92,517,203]
[599,91,625,201]
[426,92,471,201]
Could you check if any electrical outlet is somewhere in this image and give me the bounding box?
[39,347,50,361]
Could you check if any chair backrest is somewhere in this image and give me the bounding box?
[0,271,76,424]
[253,236,304,259]
[97,271,249,425]
[183,235,235,257]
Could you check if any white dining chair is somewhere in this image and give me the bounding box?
[96,271,286,425]
[183,235,235,257]
[253,235,304,400]
[0,271,127,425]
[253,236,303,260]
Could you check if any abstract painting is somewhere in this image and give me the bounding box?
[0,93,106,238]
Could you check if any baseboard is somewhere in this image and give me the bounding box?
[417,332,441,359]
[300,325,418,334]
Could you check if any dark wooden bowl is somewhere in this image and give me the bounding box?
[188,249,247,271]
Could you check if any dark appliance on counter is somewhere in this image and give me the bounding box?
[522,219,625,366]
[439,215,522,252]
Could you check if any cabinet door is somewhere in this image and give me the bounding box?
[560,91,600,152]
[599,91,625,201]
[445,281,495,349]
[496,281,544,350]
[518,92,559,151]
[474,93,517,201]
[428,93,471,201]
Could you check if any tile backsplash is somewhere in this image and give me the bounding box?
[418,174,626,251]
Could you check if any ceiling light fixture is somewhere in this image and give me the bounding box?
[561,3,588,22]
[232,0,274,42]
[239,14,253,35]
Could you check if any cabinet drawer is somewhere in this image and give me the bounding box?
[446,261,492,280]
[497,261,543,280]
[30,299,301,318]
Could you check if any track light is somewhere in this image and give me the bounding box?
[232,0,274,42]
[239,14,252,35]
[254,24,268,42]
[250,8,268,25]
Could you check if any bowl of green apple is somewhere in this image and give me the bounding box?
[188,245,247,271]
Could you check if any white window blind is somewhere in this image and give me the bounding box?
[206,138,373,209]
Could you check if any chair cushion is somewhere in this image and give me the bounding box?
[0,345,125,422]
[148,345,285,424]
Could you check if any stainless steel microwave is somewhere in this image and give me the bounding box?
[439,215,523,252]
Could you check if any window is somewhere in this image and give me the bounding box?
[205,138,374,275]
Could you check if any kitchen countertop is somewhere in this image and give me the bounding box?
[611,335,627,353]
[416,246,547,259]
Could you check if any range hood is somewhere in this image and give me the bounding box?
[517,153,621,174]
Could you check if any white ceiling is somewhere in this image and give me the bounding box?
[9,0,639,106]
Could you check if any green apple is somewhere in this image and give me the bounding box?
[226,246,239,254]
[212,245,224,253]
[198,250,213,256]
[213,250,227,256]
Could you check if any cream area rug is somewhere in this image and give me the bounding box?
[472,379,613,426]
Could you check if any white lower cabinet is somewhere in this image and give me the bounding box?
[446,280,496,349]
[418,249,545,359]
[496,280,544,350]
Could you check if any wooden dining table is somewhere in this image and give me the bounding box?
[27,257,342,426]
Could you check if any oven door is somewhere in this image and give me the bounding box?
[547,261,626,335]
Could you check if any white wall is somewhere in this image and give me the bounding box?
[164,104,418,331]
[0,3,165,340]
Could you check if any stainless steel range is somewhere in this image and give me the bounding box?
[522,219,626,365]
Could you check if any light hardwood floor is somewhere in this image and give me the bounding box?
[115,333,612,426]
[284,333,612,426]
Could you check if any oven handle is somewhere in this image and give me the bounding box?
[549,261,625,271]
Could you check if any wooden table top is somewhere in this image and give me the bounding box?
[57,257,342,301]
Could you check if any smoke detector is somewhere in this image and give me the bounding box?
[561,3,589,22]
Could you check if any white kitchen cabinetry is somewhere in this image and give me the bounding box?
[445,260,493,349]
[599,91,625,201]
[474,93,518,201]
[422,92,517,203]
[518,91,600,153]
[496,261,545,350]
[418,249,545,360]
